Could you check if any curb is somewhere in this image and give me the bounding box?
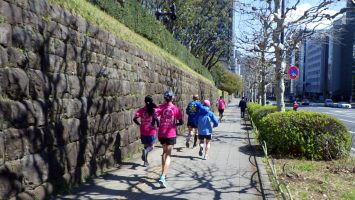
[244,119,277,200]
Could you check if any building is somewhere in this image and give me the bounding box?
[302,36,329,99]
[327,0,355,101]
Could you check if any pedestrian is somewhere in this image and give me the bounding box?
[156,90,183,188]
[133,95,159,167]
[185,94,202,148]
[238,97,247,118]
[293,101,299,111]
[196,100,218,160]
[217,96,226,122]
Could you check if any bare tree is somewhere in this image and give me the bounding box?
[237,0,347,111]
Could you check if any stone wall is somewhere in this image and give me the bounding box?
[0,0,218,199]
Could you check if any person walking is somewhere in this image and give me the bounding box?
[217,96,226,122]
[196,100,218,160]
[156,90,183,188]
[133,95,159,167]
[185,94,202,148]
[238,97,247,118]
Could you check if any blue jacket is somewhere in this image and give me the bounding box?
[196,106,218,135]
[186,100,203,122]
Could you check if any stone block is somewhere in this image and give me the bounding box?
[0,1,23,24]
[48,37,65,58]
[21,153,49,187]
[0,133,3,166]
[61,118,81,143]
[28,0,49,16]
[120,80,130,96]
[27,69,50,99]
[48,73,69,97]
[119,128,129,147]
[0,46,8,68]
[33,182,54,200]
[7,47,27,68]
[12,26,33,50]
[68,76,81,98]
[0,165,22,200]
[3,128,25,161]
[25,126,45,154]
[47,148,66,180]
[64,142,79,173]
[0,68,29,100]
[83,76,96,97]
[0,23,12,47]
[94,135,106,156]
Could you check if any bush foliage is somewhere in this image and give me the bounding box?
[259,111,351,160]
[90,0,213,81]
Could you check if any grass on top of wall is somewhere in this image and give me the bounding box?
[48,0,214,85]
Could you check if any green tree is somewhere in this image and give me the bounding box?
[211,64,243,94]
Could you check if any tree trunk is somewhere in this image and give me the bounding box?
[275,58,285,111]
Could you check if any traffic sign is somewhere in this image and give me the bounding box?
[288,65,299,80]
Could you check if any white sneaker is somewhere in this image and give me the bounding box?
[203,155,208,160]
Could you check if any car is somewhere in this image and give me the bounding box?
[301,99,310,106]
[324,99,333,107]
[337,102,352,109]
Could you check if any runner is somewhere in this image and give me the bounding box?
[196,100,218,160]
[217,96,226,122]
[156,90,183,188]
[185,94,202,148]
[133,95,159,167]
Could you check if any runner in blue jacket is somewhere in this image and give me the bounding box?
[195,100,218,160]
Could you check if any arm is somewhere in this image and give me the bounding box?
[210,112,219,127]
[133,116,140,125]
[151,115,160,127]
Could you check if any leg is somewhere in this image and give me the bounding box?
[186,126,192,148]
[193,128,198,148]
[159,144,173,188]
[204,139,211,160]
[161,144,167,174]
[198,138,204,156]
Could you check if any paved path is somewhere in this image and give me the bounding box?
[55,100,263,200]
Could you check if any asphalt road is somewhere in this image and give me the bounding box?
[299,106,355,156]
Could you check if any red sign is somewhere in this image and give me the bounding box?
[288,65,299,80]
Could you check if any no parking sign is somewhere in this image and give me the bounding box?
[288,65,299,80]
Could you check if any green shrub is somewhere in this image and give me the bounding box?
[247,102,262,120]
[90,0,213,81]
[259,111,351,160]
[252,105,278,128]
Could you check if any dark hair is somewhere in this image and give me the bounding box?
[145,95,157,116]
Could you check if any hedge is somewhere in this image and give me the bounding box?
[259,111,351,160]
[90,0,213,81]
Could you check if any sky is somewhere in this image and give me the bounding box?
[234,0,347,37]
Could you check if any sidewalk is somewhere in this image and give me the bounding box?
[55,99,267,200]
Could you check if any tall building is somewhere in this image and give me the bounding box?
[327,0,355,101]
[303,36,329,99]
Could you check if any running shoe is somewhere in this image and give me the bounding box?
[144,161,149,167]
[203,155,208,160]
[159,176,167,188]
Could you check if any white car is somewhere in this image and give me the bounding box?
[324,99,334,107]
[337,102,352,109]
